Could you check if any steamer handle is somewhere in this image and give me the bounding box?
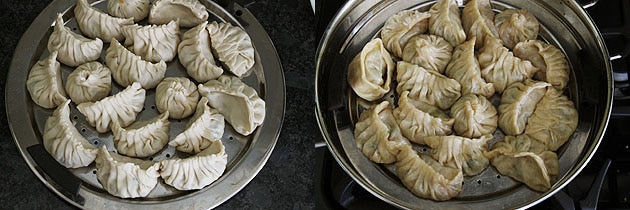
[27,144,85,205]
[578,0,599,9]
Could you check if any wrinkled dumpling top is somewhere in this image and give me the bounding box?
[26,51,68,109]
[397,61,461,110]
[48,13,103,67]
[428,0,466,46]
[155,77,200,119]
[355,101,410,163]
[524,87,578,151]
[107,0,150,22]
[347,38,395,101]
[424,135,492,176]
[402,34,453,74]
[75,0,134,42]
[207,21,255,77]
[445,38,495,97]
[169,97,225,154]
[394,91,454,144]
[498,79,550,135]
[77,82,146,133]
[478,37,539,93]
[450,94,498,138]
[149,0,209,27]
[65,62,112,104]
[494,8,539,49]
[462,0,498,49]
[514,40,570,90]
[160,140,228,190]
[112,111,170,158]
[95,146,160,198]
[178,21,224,83]
[122,20,180,63]
[381,10,430,57]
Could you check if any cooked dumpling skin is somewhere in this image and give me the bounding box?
[347,38,394,101]
[122,20,180,63]
[354,101,409,163]
[524,88,578,151]
[112,112,170,158]
[495,9,539,49]
[198,75,265,136]
[106,39,167,89]
[397,61,461,110]
[169,97,225,154]
[149,0,209,27]
[160,140,227,190]
[207,21,255,77]
[498,80,550,135]
[445,38,495,97]
[95,146,160,198]
[429,0,466,46]
[65,62,112,104]
[48,14,103,67]
[514,40,570,90]
[107,0,150,21]
[395,144,463,201]
[178,21,224,83]
[155,77,200,119]
[451,94,497,138]
[478,37,539,93]
[75,0,134,42]
[402,35,453,74]
[77,82,146,133]
[499,135,548,154]
[26,51,68,109]
[43,100,98,168]
[381,10,430,57]
[394,91,454,144]
[424,135,492,176]
[462,0,498,49]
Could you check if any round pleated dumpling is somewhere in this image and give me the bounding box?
[494,8,539,49]
[107,0,150,21]
[207,21,255,77]
[347,38,395,101]
[155,77,200,119]
[122,20,180,63]
[397,61,461,110]
[445,38,495,97]
[394,91,454,144]
[149,0,209,27]
[48,14,103,67]
[402,35,453,74]
[498,79,550,135]
[380,10,431,57]
[461,0,498,49]
[514,40,570,90]
[77,82,146,133]
[428,0,466,46]
[65,62,112,104]
[169,97,225,154]
[478,37,539,93]
[354,101,409,164]
[450,94,497,138]
[524,88,578,151]
[75,0,134,42]
[95,146,160,198]
[26,51,68,109]
[424,135,492,176]
[112,111,170,158]
[160,140,227,190]
[106,39,167,89]
[178,21,224,83]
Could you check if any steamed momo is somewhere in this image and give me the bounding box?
[207,21,255,77]
[77,82,146,133]
[155,77,200,119]
[122,20,180,63]
[149,0,209,27]
[402,35,453,73]
[428,0,466,46]
[160,140,227,190]
[394,91,454,144]
[169,97,225,154]
[524,88,578,151]
[107,0,150,21]
[198,75,265,136]
[347,38,395,101]
[112,112,170,158]
[95,146,160,198]
[478,37,539,93]
[445,38,495,97]
[397,61,461,110]
[43,100,98,168]
[498,80,550,135]
[106,39,167,89]
[450,94,498,138]
[26,51,68,109]
[75,0,134,42]
[380,10,430,57]
[514,40,570,90]
[354,101,409,164]
[48,14,103,67]
[495,9,539,49]
[178,21,223,83]
[462,0,498,49]
[65,62,112,104]
[424,135,492,176]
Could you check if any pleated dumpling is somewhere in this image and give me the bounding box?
[450,94,497,138]
[461,0,498,49]
[155,77,200,119]
[107,0,150,21]
[524,88,578,151]
[75,0,134,42]
[106,39,167,89]
[112,112,170,158]
[122,20,180,63]
[198,75,265,136]
[514,40,570,90]
[48,14,103,67]
[43,100,98,168]
[178,21,224,83]
[394,91,454,144]
[445,38,495,97]
[494,9,539,49]
[380,10,430,57]
[395,144,463,201]
[498,80,550,135]
[77,82,146,133]
[478,37,539,93]
[65,62,112,104]
[26,51,68,109]
[397,61,461,110]
[347,38,395,101]
[149,0,209,27]
[354,101,409,164]
[160,139,227,190]
[424,135,492,176]
[207,21,255,77]
[169,97,225,154]
[402,35,453,73]
[498,135,548,154]
[95,146,160,198]
[429,0,466,46]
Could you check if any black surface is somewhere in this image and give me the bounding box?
[0,0,316,209]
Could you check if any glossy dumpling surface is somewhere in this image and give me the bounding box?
[424,135,492,176]
[524,88,578,151]
[498,80,550,135]
[48,14,103,67]
[65,62,112,104]
[450,94,497,138]
[106,39,167,89]
[75,0,134,42]
[494,8,539,49]
[380,10,430,57]
[26,51,68,109]
[155,77,200,119]
[77,82,146,133]
[169,97,225,154]
[514,40,570,90]
[478,37,539,93]
[95,146,160,198]
[107,0,150,21]
[402,35,453,74]
[149,0,209,27]
[354,101,409,164]
[428,0,466,46]
[397,61,461,110]
[122,20,180,63]
[178,21,223,83]
[112,112,170,158]
[445,38,495,97]
[347,38,395,101]
[207,21,255,77]
[160,140,227,190]
[394,91,454,144]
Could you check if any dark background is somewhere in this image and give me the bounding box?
[0,0,317,209]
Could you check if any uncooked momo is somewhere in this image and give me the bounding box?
[169,97,225,154]
[428,0,466,46]
[380,10,430,57]
[207,21,255,77]
[48,14,103,67]
[347,38,395,101]
[402,35,453,73]
[112,111,170,158]
[95,146,160,198]
[198,75,265,136]
[478,37,539,93]
[494,9,539,49]
[394,91,454,144]
[77,82,146,133]
[514,40,570,90]
[524,88,578,151]
[65,62,112,104]
[107,0,150,21]
[450,94,498,138]
[43,100,98,168]
[178,21,223,83]
[122,20,180,63]
[424,135,492,176]
[445,38,495,97]
[26,51,68,109]
[160,140,227,190]
[75,0,134,42]
[461,0,498,49]
[498,80,550,135]
[106,39,167,89]
[149,0,209,27]
[354,101,409,164]
[155,77,200,119]
[397,61,461,110]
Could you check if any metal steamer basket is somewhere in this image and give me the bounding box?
[315,0,612,209]
[6,0,285,209]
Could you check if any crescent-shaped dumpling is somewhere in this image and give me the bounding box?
[95,146,160,198]
[65,62,112,104]
[155,77,200,119]
[48,14,103,67]
[122,20,180,63]
[461,0,498,49]
[26,51,68,109]
[394,91,454,144]
[397,61,461,110]
[424,135,492,176]
[112,111,170,158]
[107,0,150,22]
[514,40,570,90]
[106,39,167,89]
[77,82,146,133]
[478,37,539,93]
[445,38,495,97]
[347,38,395,101]
[498,79,550,135]
[75,0,134,42]
[380,10,431,57]
[169,97,225,154]
[178,21,224,83]
[207,21,255,77]
[428,0,466,46]
[149,0,209,27]
[160,140,227,190]
[524,88,578,151]
[354,101,409,164]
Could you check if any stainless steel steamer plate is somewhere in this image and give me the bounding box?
[316,0,612,209]
[6,0,285,209]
